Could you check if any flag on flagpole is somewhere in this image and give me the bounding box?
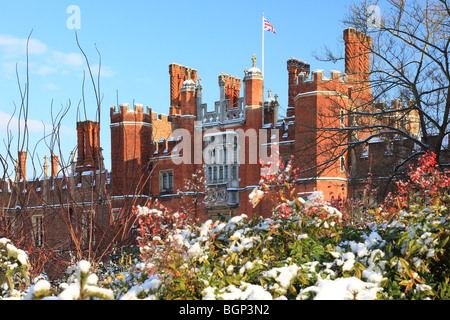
[262,14,276,89]
[263,17,276,34]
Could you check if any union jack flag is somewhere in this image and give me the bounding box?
[263,17,276,34]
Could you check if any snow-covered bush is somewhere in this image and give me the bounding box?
[24,260,114,300]
[129,151,449,300]
[134,199,206,299]
[95,247,156,299]
[374,151,450,299]
[2,152,449,300]
[0,238,29,299]
[132,192,388,300]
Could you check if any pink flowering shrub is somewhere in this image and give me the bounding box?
[383,151,450,213]
[134,199,203,299]
[250,151,450,299]
[376,152,450,298]
[123,151,449,300]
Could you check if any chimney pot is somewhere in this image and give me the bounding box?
[18,151,27,181]
[51,155,59,178]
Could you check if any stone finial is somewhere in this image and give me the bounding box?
[275,93,278,102]
[252,54,257,68]
[44,155,49,179]
[245,54,263,80]
[181,67,195,91]
[186,68,192,80]
[267,88,272,99]
[197,77,202,86]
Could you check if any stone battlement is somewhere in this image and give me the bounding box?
[110,103,151,115]
[151,111,170,123]
[295,69,345,86]
[110,103,152,124]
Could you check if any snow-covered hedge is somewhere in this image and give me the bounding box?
[1,152,449,300]
[125,151,449,300]
[0,238,29,299]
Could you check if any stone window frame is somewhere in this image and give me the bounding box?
[340,156,346,173]
[159,169,174,193]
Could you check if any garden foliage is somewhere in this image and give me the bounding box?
[1,152,449,300]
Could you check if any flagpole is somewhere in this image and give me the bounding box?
[262,12,265,101]
[262,12,265,78]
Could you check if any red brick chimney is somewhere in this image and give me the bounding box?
[18,151,27,181]
[169,63,197,115]
[76,121,100,173]
[343,28,372,83]
[180,68,197,116]
[51,155,59,178]
[287,58,310,111]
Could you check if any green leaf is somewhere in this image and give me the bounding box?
[407,244,422,257]
[439,236,449,248]
[399,258,412,277]
[289,284,297,295]
[399,257,410,270]
[230,253,238,264]
[398,279,412,287]
[297,274,308,286]
[6,275,14,290]
[260,278,267,287]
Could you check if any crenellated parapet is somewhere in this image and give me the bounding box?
[110,103,152,125]
[295,69,345,85]
[150,135,182,158]
[292,69,350,102]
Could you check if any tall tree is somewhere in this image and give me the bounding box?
[338,0,450,161]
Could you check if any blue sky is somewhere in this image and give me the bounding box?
[0,0,354,178]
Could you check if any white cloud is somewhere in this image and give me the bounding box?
[0,34,87,78]
[0,34,117,82]
[0,110,75,135]
[89,64,116,78]
[1,61,25,78]
[51,51,84,68]
[0,35,48,57]
[42,83,58,90]
[34,65,57,75]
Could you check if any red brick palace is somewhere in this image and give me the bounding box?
[1,28,428,256]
